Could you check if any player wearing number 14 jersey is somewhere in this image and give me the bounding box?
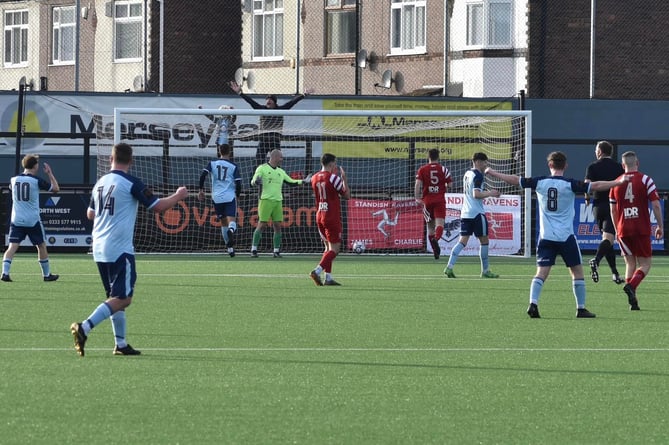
[609,151,664,310]
[415,148,452,259]
[309,153,350,286]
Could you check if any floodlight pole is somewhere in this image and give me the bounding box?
[15,81,25,175]
[75,0,80,91]
[589,0,596,98]
[355,0,362,95]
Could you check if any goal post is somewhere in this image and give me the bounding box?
[99,107,532,256]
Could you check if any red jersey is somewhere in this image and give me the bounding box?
[311,170,347,224]
[416,162,452,205]
[610,171,660,237]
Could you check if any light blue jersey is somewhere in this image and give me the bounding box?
[88,170,159,262]
[10,173,52,226]
[461,168,486,218]
[202,159,241,204]
[520,175,590,242]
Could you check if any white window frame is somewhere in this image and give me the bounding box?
[114,0,143,62]
[52,6,76,65]
[466,0,512,48]
[326,0,356,55]
[252,0,284,61]
[390,0,426,55]
[4,9,29,67]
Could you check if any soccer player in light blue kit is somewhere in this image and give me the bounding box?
[2,154,60,282]
[486,151,628,318]
[70,143,188,356]
[444,152,501,278]
[198,143,242,257]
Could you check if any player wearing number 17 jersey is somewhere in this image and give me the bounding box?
[609,151,664,310]
[309,153,350,286]
[70,143,188,357]
[415,148,452,259]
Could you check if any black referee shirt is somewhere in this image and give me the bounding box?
[585,157,624,204]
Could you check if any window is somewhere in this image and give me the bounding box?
[53,6,75,64]
[252,0,284,60]
[466,0,512,47]
[114,0,143,61]
[390,0,426,55]
[4,10,29,67]
[326,0,356,55]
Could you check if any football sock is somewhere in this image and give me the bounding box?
[252,230,262,248]
[82,302,113,335]
[2,259,10,275]
[222,227,229,244]
[325,273,333,281]
[629,269,646,289]
[434,226,444,241]
[321,250,337,273]
[604,249,619,275]
[314,265,324,275]
[529,277,544,304]
[229,221,237,232]
[447,242,465,269]
[573,278,586,308]
[480,244,490,272]
[273,232,282,250]
[111,310,127,348]
[39,258,50,276]
[594,239,612,264]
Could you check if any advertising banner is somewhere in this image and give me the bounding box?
[573,197,665,251]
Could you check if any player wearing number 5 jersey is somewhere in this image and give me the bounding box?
[415,148,452,259]
[610,151,664,311]
[309,153,350,286]
[486,151,627,319]
[198,144,242,257]
[70,143,188,357]
[2,154,60,282]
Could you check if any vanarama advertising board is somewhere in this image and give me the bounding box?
[321,99,514,159]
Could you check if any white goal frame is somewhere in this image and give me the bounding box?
[111,107,532,257]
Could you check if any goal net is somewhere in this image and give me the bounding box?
[96,108,532,256]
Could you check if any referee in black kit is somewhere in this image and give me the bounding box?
[584,140,625,284]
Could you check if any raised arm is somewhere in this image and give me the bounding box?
[485,167,520,186]
[588,176,628,192]
[43,162,60,193]
[152,187,189,213]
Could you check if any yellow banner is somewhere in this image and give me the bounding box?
[322,99,515,159]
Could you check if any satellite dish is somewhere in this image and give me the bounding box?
[235,67,256,91]
[381,70,393,89]
[379,69,404,92]
[357,49,368,69]
[133,75,144,92]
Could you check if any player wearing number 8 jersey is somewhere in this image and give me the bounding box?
[70,143,188,357]
[309,153,350,286]
[415,148,452,259]
[486,151,628,318]
[609,151,664,310]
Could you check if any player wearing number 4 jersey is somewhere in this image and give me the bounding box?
[70,143,188,357]
[2,154,60,282]
[610,151,664,311]
[415,148,452,260]
[309,153,350,286]
[198,143,242,257]
[486,151,628,318]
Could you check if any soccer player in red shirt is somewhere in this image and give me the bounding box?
[309,153,351,286]
[610,151,664,310]
[414,148,452,259]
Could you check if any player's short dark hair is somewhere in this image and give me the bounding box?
[22,154,39,170]
[218,144,231,157]
[547,151,567,170]
[321,153,336,166]
[266,94,278,105]
[113,143,133,164]
[472,152,488,162]
[596,140,614,156]
[428,148,440,161]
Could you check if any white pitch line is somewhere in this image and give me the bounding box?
[1,347,669,352]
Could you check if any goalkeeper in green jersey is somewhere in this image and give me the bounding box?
[250,149,311,257]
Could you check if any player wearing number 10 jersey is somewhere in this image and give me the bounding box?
[309,153,350,286]
[415,148,452,259]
